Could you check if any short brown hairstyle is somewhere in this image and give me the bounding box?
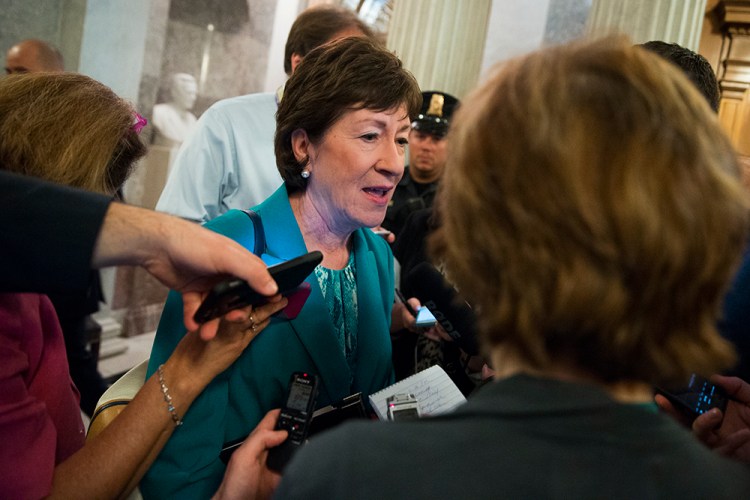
[432,36,749,385]
[275,37,421,194]
[0,72,146,194]
[283,5,375,75]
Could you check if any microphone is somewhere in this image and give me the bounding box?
[401,262,479,356]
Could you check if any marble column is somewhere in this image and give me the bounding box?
[586,0,707,50]
[386,0,492,98]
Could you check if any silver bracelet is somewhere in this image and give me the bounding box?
[158,364,183,427]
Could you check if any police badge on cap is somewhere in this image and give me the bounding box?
[411,90,460,138]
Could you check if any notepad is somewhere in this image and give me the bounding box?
[369,365,467,420]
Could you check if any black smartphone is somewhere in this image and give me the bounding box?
[656,373,729,420]
[193,251,322,323]
[266,372,319,472]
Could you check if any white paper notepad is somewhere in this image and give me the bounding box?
[369,365,467,420]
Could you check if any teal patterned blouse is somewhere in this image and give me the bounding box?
[314,251,358,383]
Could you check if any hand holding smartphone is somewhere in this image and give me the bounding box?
[218,371,319,468]
[655,373,729,421]
[395,288,437,329]
[194,251,322,323]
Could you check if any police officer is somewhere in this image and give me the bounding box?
[383,90,459,238]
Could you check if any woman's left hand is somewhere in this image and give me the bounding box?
[168,296,288,392]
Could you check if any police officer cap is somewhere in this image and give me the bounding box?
[411,90,460,138]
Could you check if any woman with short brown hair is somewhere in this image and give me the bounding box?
[275,37,750,498]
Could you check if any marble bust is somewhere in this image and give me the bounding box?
[152,73,198,148]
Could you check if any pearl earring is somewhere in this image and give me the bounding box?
[301,169,310,179]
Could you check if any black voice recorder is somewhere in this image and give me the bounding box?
[266,371,319,472]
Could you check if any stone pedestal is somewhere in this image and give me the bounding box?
[113,145,176,338]
[93,314,129,359]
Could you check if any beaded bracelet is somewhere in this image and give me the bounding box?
[158,364,183,427]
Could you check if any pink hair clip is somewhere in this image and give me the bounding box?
[132,112,147,134]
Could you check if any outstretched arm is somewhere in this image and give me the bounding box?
[49,296,287,499]
[92,202,278,339]
[0,172,279,338]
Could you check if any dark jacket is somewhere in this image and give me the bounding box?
[278,375,750,499]
[0,170,110,293]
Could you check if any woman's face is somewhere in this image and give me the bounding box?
[299,105,411,236]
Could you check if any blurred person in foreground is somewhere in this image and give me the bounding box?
[272,36,750,498]
[638,40,750,466]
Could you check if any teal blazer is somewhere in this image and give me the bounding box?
[141,186,395,499]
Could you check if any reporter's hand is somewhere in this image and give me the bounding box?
[691,408,750,462]
[391,298,420,333]
[693,376,750,463]
[92,203,280,340]
[656,375,750,463]
[147,219,279,340]
[213,409,288,500]
[167,297,288,392]
[393,297,452,342]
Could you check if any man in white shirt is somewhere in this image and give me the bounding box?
[156,5,373,222]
